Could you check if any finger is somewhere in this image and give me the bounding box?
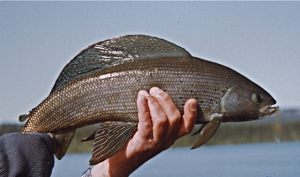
[136,90,153,140]
[149,87,181,134]
[146,95,169,142]
[177,99,197,138]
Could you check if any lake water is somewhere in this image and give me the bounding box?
[52,142,300,177]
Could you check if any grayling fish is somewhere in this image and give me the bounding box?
[21,35,278,165]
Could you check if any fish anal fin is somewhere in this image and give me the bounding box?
[81,130,96,142]
[191,113,223,149]
[89,121,137,165]
[52,129,76,160]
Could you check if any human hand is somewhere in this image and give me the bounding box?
[91,87,198,177]
[0,132,54,177]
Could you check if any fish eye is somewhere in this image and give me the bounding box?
[251,93,262,104]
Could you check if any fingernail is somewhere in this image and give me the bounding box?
[189,101,197,111]
[149,87,162,95]
[138,90,149,97]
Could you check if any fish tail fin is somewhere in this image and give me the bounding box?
[89,121,137,165]
[51,129,76,159]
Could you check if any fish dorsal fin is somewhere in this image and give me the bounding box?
[51,35,191,92]
[90,121,137,165]
[191,113,223,149]
[51,129,76,160]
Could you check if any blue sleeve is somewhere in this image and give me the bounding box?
[0,132,55,177]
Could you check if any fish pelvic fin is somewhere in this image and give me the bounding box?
[191,113,223,149]
[51,129,76,160]
[89,121,137,165]
[81,130,96,142]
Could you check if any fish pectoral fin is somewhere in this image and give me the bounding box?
[191,113,223,149]
[51,129,76,160]
[89,121,137,165]
[81,130,96,142]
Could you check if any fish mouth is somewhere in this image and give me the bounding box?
[259,104,279,117]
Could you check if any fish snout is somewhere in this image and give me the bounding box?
[258,88,278,117]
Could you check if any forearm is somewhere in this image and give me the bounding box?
[90,148,153,177]
[0,132,55,177]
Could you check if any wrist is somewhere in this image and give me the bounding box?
[90,159,111,177]
[91,159,130,177]
[90,150,146,177]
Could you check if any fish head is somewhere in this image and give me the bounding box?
[220,84,278,122]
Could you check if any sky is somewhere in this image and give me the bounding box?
[0,2,299,123]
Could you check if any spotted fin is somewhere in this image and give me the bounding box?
[51,35,191,92]
[52,129,76,160]
[89,121,137,165]
[191,113,223,149]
